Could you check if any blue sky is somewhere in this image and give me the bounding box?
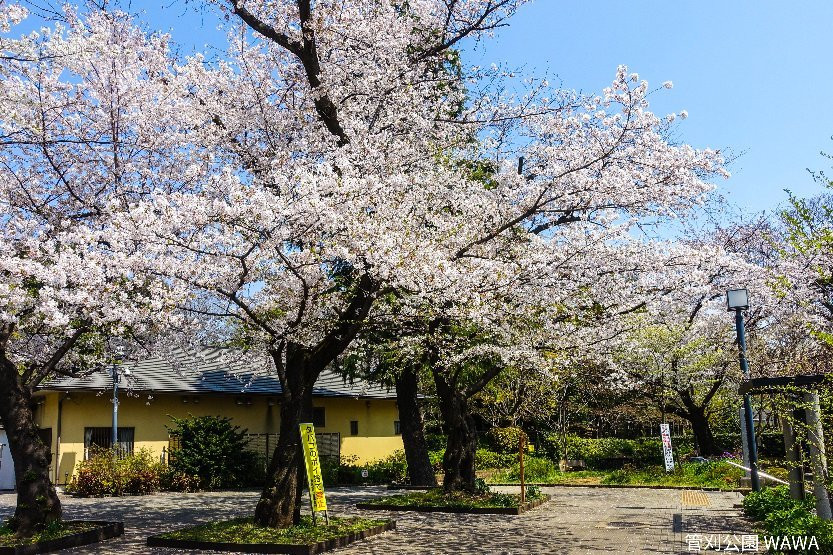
[49,1,833,216]
[135,1,833,216]
[470,1,833,217]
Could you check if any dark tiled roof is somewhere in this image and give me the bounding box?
[39,347,395,399]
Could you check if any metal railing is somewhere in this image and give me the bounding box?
[166,432,341,468]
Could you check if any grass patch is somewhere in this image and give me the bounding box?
[599,461,744,489]
[368,488,542,510]
[489,464,609,485]
[158,516,389,545]
[0,520,98,547]
[488,459,745,490]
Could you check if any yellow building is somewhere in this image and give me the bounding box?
[31,348,403,486]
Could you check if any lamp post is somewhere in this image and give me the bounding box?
[111,362,131,455]
[727,288,761,492]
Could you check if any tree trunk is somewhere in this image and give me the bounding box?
[688,407,720,457]
[0,356,61,536]
[433,372,477,492]
[395,365,437,487]
[254,350,314,528]
[253,273,376,527]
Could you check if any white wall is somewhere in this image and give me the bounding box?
[0,431,14,490]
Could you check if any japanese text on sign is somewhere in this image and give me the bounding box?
[300,423,328,513]
[660,423,674,472]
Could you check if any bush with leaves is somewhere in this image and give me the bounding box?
[65,447,162,496]
[743,486,814,521]
[503,456,560,482]
[167,415,264,489]
[158,465,201,492]
[485,427,526,454]
[743,486,833,553]
[475,448,517,470]
[324,451,409,485]
[525,484,543,500]
[425,434,448,451]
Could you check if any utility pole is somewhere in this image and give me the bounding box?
[727,289,761,492]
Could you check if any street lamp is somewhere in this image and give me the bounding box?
[111,362,131,455]
[727,288,761,492]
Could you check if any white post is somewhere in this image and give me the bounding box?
[804,392,832,521]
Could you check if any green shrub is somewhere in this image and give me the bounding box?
[425,434,447,451]
[429,449,444,471]
[324,451,408,485]
[475,448,516,470]
[538,432,786,466]
[743,486,814,521]
[65,447,162,496]
[743,486,833,554]
[423,447,514,472]
[569,436,670,467]
[485,427,526,454]
[504,456,558,482]
[167,415,264,489]
[364,450,408,484]
[474,478,490,494]
[525,484,542,500]
[119,449,161,494]
[598,461,743,489]
[158,465,201,492]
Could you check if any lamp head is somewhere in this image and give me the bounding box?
[726,288,749,311]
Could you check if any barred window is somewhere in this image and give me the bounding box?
[84,427,134,458]
[312,407,326,428]
[350,421,359,436]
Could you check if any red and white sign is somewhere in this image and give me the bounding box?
[660,423,675,472]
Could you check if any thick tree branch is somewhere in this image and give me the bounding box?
[228,0,349,146]
[27,324,89,387]
[309,273,379,373]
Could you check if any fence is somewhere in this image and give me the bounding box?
[166,432,341,468]
[243,433,341,467]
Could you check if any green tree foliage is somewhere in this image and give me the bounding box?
[484,426,527,454]
[780,153,833,349]
[167,415,264,489]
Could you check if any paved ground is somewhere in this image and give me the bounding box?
[0,486,754,554]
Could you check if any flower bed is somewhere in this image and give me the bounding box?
[356,488,549,515]
[0,521,123,555]
[146,516,394,555]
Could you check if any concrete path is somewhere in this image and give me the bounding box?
[0,486,754,554]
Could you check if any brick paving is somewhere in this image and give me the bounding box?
[0,486,753,554]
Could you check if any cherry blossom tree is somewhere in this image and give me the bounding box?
[609,224,783,455]
[27,0,727,524]
[113,0,542,528]
[0,5,188,534]
[776,175,833,361]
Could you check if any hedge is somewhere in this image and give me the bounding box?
[536,432,786,469]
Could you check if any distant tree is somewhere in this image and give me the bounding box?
[611,228,776,456]
[614,319,733,455]
[341,298,438,487]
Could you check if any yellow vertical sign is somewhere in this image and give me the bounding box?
[300,423,328,514]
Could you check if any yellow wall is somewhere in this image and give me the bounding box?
[35,391,402,484]
[316,398,403,463]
